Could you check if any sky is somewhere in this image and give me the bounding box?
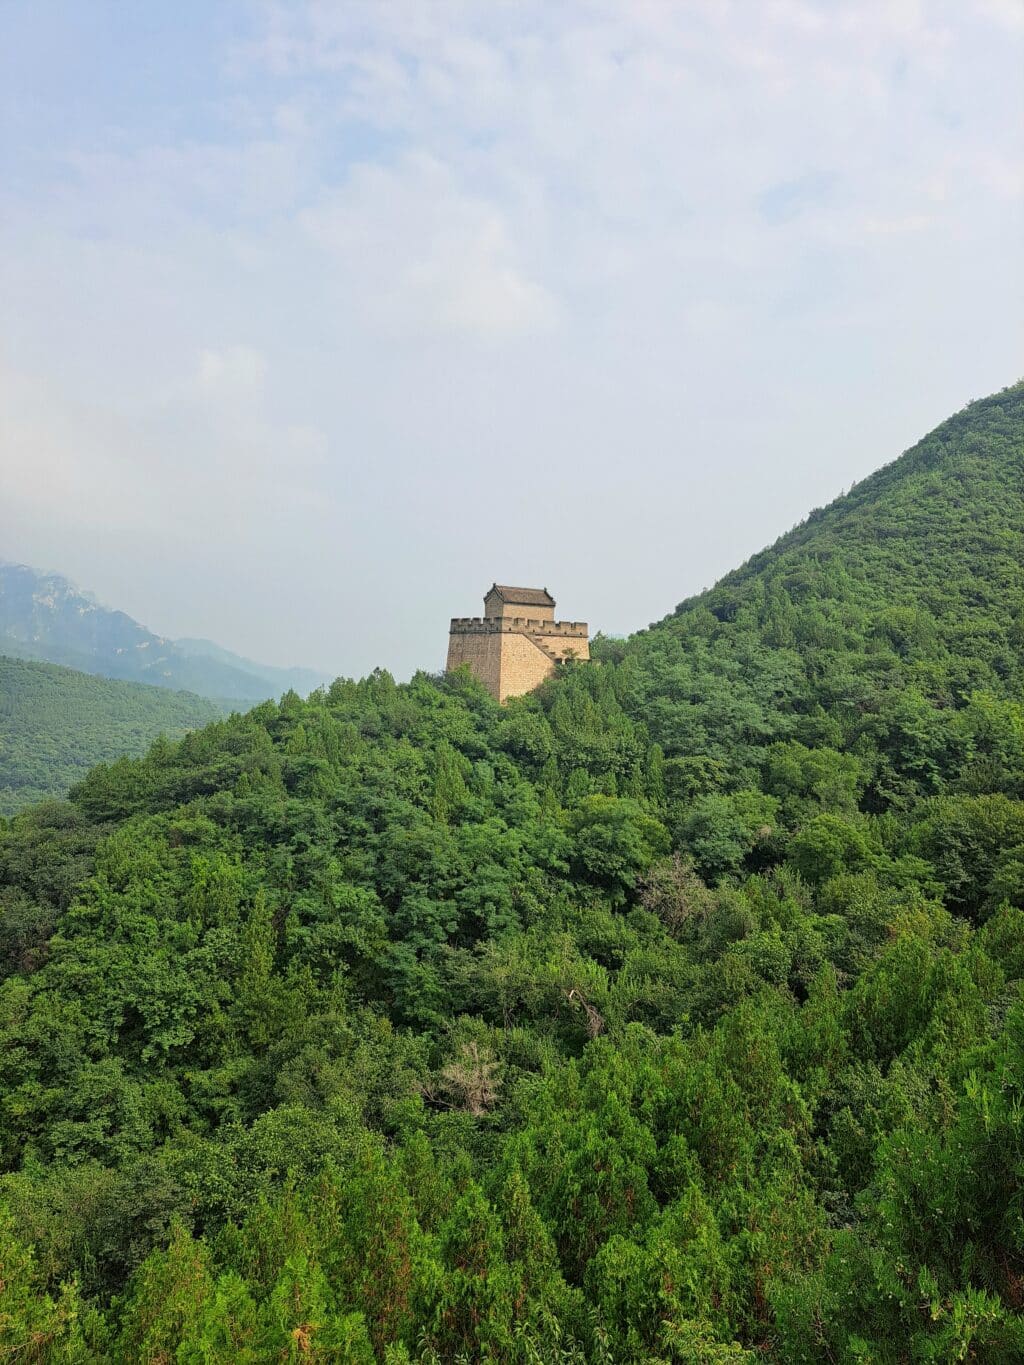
[1,0,1022,680]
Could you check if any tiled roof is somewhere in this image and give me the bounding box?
[487,584,556,607]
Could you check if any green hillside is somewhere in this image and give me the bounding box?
[0,656,226,816]
[616,381,1024,832]
[1,385,1023,1361]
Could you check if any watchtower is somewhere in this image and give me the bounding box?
[446,584,589,702]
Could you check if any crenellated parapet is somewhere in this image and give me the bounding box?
[449,616,588,636]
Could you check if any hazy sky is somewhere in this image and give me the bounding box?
[2,1,1022,680]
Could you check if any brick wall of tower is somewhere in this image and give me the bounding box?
[446,629,504,698]
[494,632,557,701]
[447,608,589,702]
[446,629,555,701]
[530,631,590,663]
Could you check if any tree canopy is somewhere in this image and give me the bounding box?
[1,382,1023,1361]
[0,655,224,816]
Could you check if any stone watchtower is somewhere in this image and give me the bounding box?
[446,584,589,702]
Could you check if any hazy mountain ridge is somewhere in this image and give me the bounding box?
[173,636,329,697]
[0,562,332,702]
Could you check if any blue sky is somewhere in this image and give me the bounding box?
[2,1,1022,678]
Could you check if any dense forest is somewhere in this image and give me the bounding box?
[0,657,223,817]
[1,383,1022,1362]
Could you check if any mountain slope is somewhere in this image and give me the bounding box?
[0,563,331,701]
[683,379,1022,652]
[612,381,1024,814]
[174,636,327,696]
[0,655,224,815]
[1,384,1023,1361]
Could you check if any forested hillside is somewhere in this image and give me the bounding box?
[1,383,1022,1362]
[0,657,225,816]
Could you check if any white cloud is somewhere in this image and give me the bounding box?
[1,348,327,549]
[975,0,1024,32]
[198,346,269,394]
[0,364,148,531]
[1,0,1021,673]
[302,154,558,338]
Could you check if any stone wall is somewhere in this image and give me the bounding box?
[530,631,590,663]
[493,631,557,702]
[446,628,504,698]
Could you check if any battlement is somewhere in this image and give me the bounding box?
[449,616,588,636]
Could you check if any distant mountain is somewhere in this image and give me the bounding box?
[174,636,328,697]
[0,654,224,815]
[0,563,332,702]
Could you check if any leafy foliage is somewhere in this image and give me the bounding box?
[1,383,1023,1360]
[0,655,224,815]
